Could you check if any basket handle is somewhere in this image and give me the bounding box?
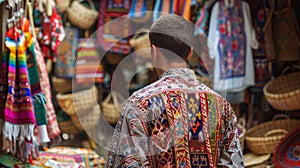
[76,0,96,11]
[272,114,290,121]
[238,117,246,127]
[103,93,113,104]
[264,129,288,137]
[281,65,300,75]
[111,91,125,111]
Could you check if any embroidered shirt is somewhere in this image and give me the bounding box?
[107,68,243,168]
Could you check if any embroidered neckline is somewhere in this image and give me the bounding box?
[161,68,197,80]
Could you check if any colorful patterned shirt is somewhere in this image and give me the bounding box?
[107,68,243,168]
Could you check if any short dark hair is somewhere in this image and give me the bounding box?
[149,14,196,61]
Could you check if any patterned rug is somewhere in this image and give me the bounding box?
[274,128,300,168]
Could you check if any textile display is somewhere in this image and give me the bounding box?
[55,26,79,78]
[207,0,258,91]
[0,27,38,161]
[37,146,105,168]
[75,38,104,85]
[34,38,61,140]
[97,0,132,55]
[153,0,174,22]
[35,6,65,61]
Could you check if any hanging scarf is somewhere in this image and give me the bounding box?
[218,0,246,79]
[34,38,61,140]
[153,0,174,22]
[194,0,210,35]
[1,27,38,162]
[22,18,48,127]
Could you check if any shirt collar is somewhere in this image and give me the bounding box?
[161,68,197,80]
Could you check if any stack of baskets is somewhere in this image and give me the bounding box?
[56,86,100,132]
[263,70,300,111]
[246,115,300,154]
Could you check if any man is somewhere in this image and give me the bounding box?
[107,14,243,167]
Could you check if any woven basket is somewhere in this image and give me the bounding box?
[263,71,300,111]
[129,28,151,59]
[51,76,72,93]
[71,104,101,131]
[101,91,125,125]
[56,86,98,116]
[67,0,98,30]
[246,115,300,154]
[55,0,71,13]
[237,118,246,152]
[105,52,125,65]
[244,153,271,168]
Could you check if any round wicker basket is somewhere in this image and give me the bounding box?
[55,0,71,13]
[237,118,246,152]
[101,91,125,125]
[58,120,83,135]
[56,86,98,116]
[129,28,151,59]
[246,115,300,154]
[51,76,72,93]
[263,71,300,111]
[67,0,98,30]
[71,104,101,131]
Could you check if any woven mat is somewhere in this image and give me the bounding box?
[37,146,105,168]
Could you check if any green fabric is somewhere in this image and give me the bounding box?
[27,40,47,126]
[0,153,44,168]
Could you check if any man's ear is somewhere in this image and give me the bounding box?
[151,44,158,60]
[186,47,193,61]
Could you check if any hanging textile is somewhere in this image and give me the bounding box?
[207,0,258,92]
[96,0,132,55]
[34,37,61,141]
[75,38,104,85]
[153,0,174,22]
[0,27,38,162]
[22,18,50,144]
[36,6,65,61]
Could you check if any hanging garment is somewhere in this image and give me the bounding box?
[34,38,61,140]
[207,0,258,92]
[55,26,79,78]
[22,18,50,143]
[37,6,65,61]
[75,38,104,85]
[97,0,132,55]
[0,27,38,162]
[153,0,174,22]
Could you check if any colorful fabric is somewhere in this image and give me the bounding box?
[76,38,104,85]
[34,38,61,139]
[153,0,174,22]
[37,6,65,61]
[55,26,79,78]
[194,3,210,35]
[274,128,300,168]
[218,0,246,80]
[36,146,105,168]
[208,0,258,91]
[0,153,44,168]
[22,18,48,126]
[1,27,38,162]
[97,0,132,55]
[107,68,243,167]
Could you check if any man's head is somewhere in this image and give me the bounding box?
[149,14,196,64]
